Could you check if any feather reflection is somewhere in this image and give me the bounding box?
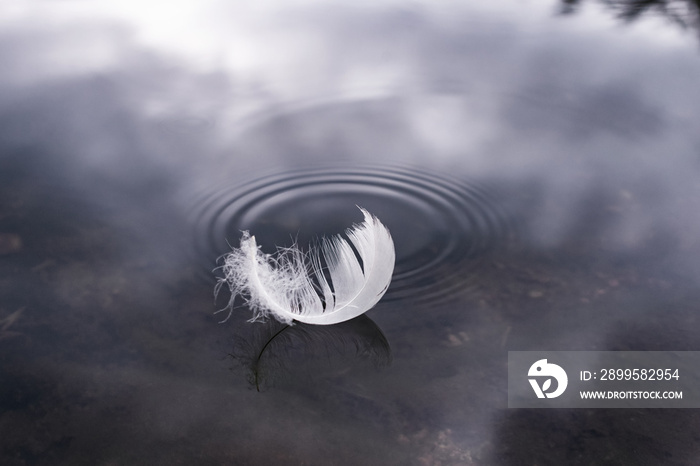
[228,315,392,391]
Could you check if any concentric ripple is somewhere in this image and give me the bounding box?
[190,166,512,304]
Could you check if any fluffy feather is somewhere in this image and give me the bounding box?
[215,207,395,325]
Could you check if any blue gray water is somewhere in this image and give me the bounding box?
[2,1,700,464]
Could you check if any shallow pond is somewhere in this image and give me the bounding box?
[2,1,700,464]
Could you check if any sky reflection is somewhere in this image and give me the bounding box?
[2,1,700,464]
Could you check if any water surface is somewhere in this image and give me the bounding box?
[2,1,700,464]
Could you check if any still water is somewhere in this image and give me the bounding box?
[2,1,700,464]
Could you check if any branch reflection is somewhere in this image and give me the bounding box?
[561,0,700,39]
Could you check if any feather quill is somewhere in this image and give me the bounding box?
[216,207,395,325]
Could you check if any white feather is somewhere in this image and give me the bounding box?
[216,207,395,325]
